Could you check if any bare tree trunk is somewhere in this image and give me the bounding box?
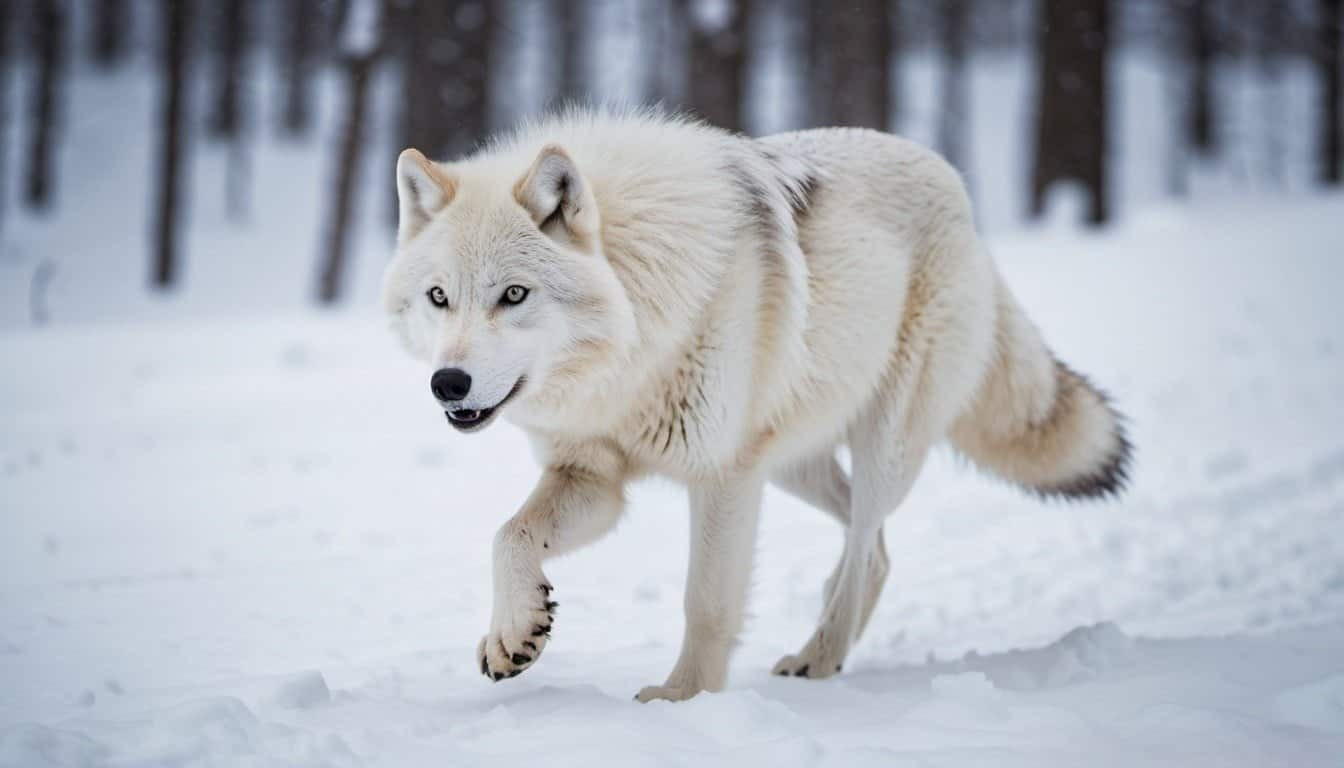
[639,0,668,104]
[681,0,748,131]
[1183,0,1217,156]
[655,0,689,106]
[838,0,893,130]
[1163,0,1189,196]
[399,0,493,160]
[91,0,126,67]
[1030,0,1111,226]
[153,0,190,288]
[936,0,969,170]
[806,0,827,126]
[1258,0,1285,184]
[0,0,10,231]
[209,0,245,138]
[26,0,67,210]
[281,0,318,136]
[209,0,250,219]
[558,0,586,104]
[1321,0,1342,184]
[807,0,894,130]
[318,0,382,304]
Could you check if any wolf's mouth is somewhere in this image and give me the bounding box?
[444,377,526,433]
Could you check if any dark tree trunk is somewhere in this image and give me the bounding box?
[682,0,748,131]
[399,0,493,161]
[1321,0,1342,184]
[318,0,382,303]
[26,0,67,210]
[0,0,10,230]
[936,0,969,170]
[1030,0,1111,226]
[153,0,190,288]
[655,0,689,106]
[640,0,669,104]
[558,0,586,104]
[91,0,126,67]
[806,0,830,126]
[1183,0,1217,156]
[827,0,892,129]
[318,54,375,303]
[281,0,318,136]
[808,0,894,130]
[210,0,250,219]
[1258,0,1286,183]
[209,0,246,138]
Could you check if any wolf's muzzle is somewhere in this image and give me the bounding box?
[440,377,526,433]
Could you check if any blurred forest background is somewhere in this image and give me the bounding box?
[0,0,1339,323]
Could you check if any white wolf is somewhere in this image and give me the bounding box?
[382,109,1130,702]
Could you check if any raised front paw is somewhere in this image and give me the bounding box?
[478,582,556,681]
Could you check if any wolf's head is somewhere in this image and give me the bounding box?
[382,144,637,433]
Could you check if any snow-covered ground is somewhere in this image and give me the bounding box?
[3,190,1343,765]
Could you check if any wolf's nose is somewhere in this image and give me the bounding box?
[431,368,472,401]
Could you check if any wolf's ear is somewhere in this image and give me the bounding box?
[513,144,599,243]
[396,148,455,243]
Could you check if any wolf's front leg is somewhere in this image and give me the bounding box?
[636,472,763,702]
[479,453,624,681]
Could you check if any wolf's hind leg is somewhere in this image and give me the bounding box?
[770,453,889,644]
[636,471,763,702]
[773,401,932,679]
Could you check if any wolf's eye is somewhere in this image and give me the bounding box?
[501,285,529,306]
[427,286,448,308]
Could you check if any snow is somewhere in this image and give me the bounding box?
[2,38,1344,768]
[3,188,1342,766]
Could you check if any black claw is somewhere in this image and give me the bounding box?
[835,664,842,673]
[507,669,521,678]
[539,584,552,594]
[492,671,504,682]
[531,624,551,637]
[481,656,489,676]
[545,600,558,612]
[522,641,537,652]
[794,664,810,677]
[774,668,789,677]
[511,652,532,665]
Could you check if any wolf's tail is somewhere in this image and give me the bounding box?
[947,274,1131,500]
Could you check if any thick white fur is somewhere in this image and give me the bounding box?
[383,109,1129,701]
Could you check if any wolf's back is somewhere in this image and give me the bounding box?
[947,273,1131,500]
